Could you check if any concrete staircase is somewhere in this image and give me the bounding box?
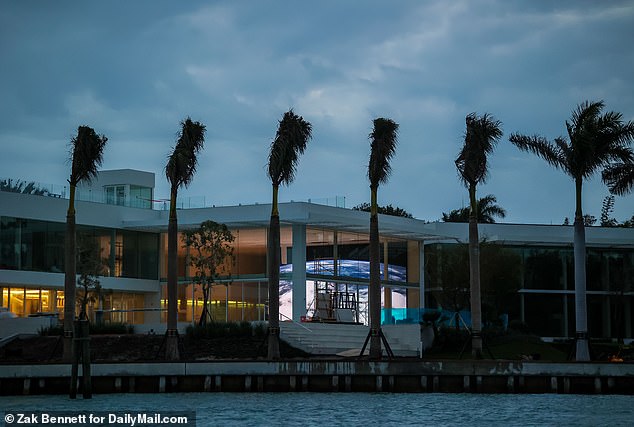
[279,322,420,357]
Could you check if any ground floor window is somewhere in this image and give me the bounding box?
[1,287,59,317]
[160,281,268,324]
[0,286,147,324]
[159,280,408,326]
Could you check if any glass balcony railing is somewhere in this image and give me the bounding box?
[1,177,347,211]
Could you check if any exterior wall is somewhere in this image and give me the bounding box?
[76,169,155,209]
[2,181,634,340]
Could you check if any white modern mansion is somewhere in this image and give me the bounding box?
[1,170,633,340]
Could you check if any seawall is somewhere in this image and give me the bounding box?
[1,360,633,395]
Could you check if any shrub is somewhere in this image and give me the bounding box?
[38,324,64,336]
[509,320,531,334]
[90,322,134,335]
[185,321,265,340]
[38,322,133,336]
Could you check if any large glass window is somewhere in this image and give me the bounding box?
[523,248,564,290]
[232,228,268,277]
[524,294,565,337]
[0,216,158,280]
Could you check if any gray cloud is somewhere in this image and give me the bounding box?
[1,0,633,223]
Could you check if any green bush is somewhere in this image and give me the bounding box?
[434,326,470,351]
[90,322,134,335]
[185,321,265,340]
[509,319,531,334]
[38,322,134,336]
[38,324,64,336]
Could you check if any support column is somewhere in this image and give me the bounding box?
[563,294,569,338]
[333,231,338,277]
[624,297,632,339]
[603,296,611,339]
[419,242,425,309]
[383,241,391,309]
[291,224,307,322]
[110,230,116,277]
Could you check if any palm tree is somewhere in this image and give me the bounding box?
[63,126,107,361]
[510,100,634,361]
[367,117,399,359]
[442,194,506,224]
[455,112,502,358]
[165,117,206,360]
[603,161,634,196]
[266,109,312,359]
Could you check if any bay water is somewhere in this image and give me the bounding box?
[1,393,633,426]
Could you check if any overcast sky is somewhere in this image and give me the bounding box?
[1,1,633,224]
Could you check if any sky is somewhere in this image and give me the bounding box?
[1,0,634,224]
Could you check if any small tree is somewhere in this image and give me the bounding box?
[76,235,104,321]
[182,221,235,326]
[600,195,617,227]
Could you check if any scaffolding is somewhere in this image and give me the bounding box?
[310,259,359,323]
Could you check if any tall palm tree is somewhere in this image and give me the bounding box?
[603,161,634,196]
[442,194,506,224]
[456,112,502,358]
[266,109,312,359]
[368,117,399,359]
[510,100,634,361]
[165,117,206,360]
[63,126,108,361]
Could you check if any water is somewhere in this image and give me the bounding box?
[1,393,633,426]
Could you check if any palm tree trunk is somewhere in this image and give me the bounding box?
[63,184,77,362]
[369,186,382,359]
[267,184,281,359]
[468,184,483,358]
[574,178,590,361]
[165,186,179,360]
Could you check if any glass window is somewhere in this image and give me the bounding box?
[129,185,153,209]
[116,186,125,206]
[105,186,114,205]
[523,248,564,290]
[1,216,19,269]
[231,228,267,277]
[525,294,565,337]
[119,230,159,280]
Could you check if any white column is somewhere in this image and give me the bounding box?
[419,242,425,309]
[291,224,307,321]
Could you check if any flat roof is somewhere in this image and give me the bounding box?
[2,190,633,248]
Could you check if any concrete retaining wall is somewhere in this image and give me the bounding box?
[1,360,632,395]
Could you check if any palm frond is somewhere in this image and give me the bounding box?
[602,162,634,196]
[569,100,604,134]
[165,118,206,189]
[456,113,502,186]
[509,134,566,172]
[511,100,634,186]
[596,114,634,150]
[267,109,313,186]
[368,118,399,187]
[69,126,108,186]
